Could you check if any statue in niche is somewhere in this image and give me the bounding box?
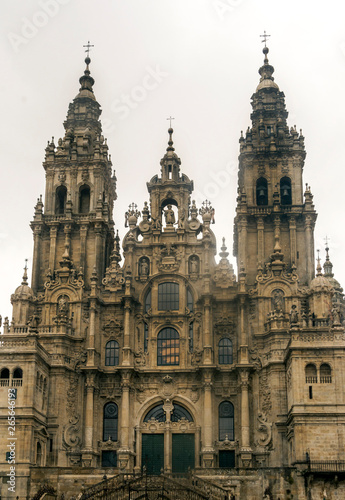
[139,258,149,277]
[289,304,298,325]
[189,256,199,274]
[164,205,175,225]
[332,306,341,325]
[58,295,69,316]
[271,289,284,316]
[178,207,185,229]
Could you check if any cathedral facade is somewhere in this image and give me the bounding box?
[1,47,345,499]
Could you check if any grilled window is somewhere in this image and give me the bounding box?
[218,338,233,365]
[157,328,179,366]
[105,340,119,366]
[158,283,179,311]
[103,402,118,441]
[219,401,234,441]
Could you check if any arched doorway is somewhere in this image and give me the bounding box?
[140,401,197,474]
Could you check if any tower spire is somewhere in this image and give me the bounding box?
[323,236,334,277]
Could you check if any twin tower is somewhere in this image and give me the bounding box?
[2,46,345,499]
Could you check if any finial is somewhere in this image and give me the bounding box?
[260,31,271,48]
[323,236,334,277]
[260,31,271,64]
[316,249,322,276]
[22,259,28,285]
[166,126,175,152]
[167,116,175,128]
[83,40,94,68]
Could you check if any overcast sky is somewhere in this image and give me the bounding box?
[1,0,345,320]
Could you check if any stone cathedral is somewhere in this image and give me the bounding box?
[1,46,345,500]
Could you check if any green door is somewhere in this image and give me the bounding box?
[142,434,164,475]
[172,434,195,473]
[219,450,235,468]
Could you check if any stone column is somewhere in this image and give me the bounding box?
[257,216,264,266]
[305,215,315,281]
[238,217,248,271]
[79,224,88,275]
[48,224,58,271]
[94,222,103,278]
[118,371,132,470]
[201,370,215,467]
[122,296,131,366]
[203,296,212,364]
[31,225,42,292]
[82,372,97,467]
[239,369,252,467]
[288,216,297,266]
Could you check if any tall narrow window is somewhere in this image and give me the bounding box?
[36,442,42,466]
[144,323,148,353]
[256,178,268,206]
[79,185,90,213]
[219,401,234,441]
[105,340,119,366]
[158,283,179,311]
[218,338,233,365]
[187,288,193,311]
[103,402,118,441]
[144,289,151,313]
[280,177,292,205]
[189,322,194,353]
[157,328,179,366]
[55,186,67,214]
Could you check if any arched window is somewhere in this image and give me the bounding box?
[105,340,119,366]
[320,363,332,383]
[187,288,193,311]
[36,442,42,466]
[144,323,148,353]
[256,178,268,206]
[219,401,234,441]
[218,338,233,365]
[79,185,90,213]
[157,328,179,366]
[144,289,151,313]
[12,368,23,387]
[55,186,67,214]
[171,403,193,422]
[0,368,9,387]
[305,364,317,383]
[158,283,179,310]
[144,403,166,422]
[103,402,118,441]
[280,177,292,205]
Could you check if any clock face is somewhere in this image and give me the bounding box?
[139,220,150,233]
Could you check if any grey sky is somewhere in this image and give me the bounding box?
[1,0,345,320]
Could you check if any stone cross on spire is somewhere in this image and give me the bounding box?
[167,116,175,128]
[83,41,94,57]
[260,31,271,47]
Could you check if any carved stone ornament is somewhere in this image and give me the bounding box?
[256,412,272,448]
[44,266,84,290]
[103,319,123,338]
[63,415,81,450]
[156,243,182,272]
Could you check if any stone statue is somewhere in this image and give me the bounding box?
[58,296,68,315]
[290,304,298,325]
[178,207,185,229]
[189,256,199,274]
[164,205,175,225]
[332,306,341,325]
[139,258,149,276]
[272,290,284,314]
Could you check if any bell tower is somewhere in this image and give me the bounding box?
[30,55,117,293]
[233,44,317,286]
